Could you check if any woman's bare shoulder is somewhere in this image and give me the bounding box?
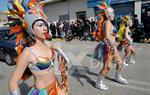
[19,47,33,59]
[104,20,111,24]
[44,41,61,50]
[23,47,31,54]
[16,47,33,65]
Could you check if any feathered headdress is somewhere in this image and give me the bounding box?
[121,15,132,24]
[5,0,47,55]
[97,0,114,18]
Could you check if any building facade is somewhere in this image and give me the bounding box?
[0,0,148,27]
[41,0,150,24]
[42,0,94,23]
[141,0,150,23]
[88,0,141,22]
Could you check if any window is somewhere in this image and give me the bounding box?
[76,11,86,20]
[59,14,69,22]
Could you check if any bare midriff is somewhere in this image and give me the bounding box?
[31,67,56,89]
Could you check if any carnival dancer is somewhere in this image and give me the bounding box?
[93,2,128,91]
[117,15,136,66]
[6,0,70,95]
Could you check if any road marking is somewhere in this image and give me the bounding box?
[66,45,78,48]
[85,46,95,49]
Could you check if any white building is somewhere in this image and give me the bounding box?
[41,0,148,24]
[41,0,94,24]
[0,0,148,27]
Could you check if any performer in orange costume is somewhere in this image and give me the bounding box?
[93,2,128,91]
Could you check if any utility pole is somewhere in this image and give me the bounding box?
[67,0,70,30]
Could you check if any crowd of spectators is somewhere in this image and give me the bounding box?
[49,12,149,43]
[49,18,97,41]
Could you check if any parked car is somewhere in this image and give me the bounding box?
[0,27,17,66]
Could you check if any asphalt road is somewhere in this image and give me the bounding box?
[0,40,150,95]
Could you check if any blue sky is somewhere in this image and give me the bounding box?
[0,0,11,12]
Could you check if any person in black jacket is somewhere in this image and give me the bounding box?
[50,21,56,38]
[132,14,139,42]
[143,10,150,43]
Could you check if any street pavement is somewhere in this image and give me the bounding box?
[0,39,150,95]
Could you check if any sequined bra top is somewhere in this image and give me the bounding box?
[26,48,53,71]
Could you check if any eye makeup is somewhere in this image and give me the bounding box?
[36,22,45,27]
[32,19,48,29]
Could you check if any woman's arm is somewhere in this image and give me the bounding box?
[125,27,129,38]
[44,41,71,65]
[9,48,30,95]
[125,27,133,44]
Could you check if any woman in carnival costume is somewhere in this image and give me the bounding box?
[6,0,70,95]
[93,1,128,91]
[117,15,136,66]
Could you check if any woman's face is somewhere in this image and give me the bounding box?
[32,20,49,40]
[106,7,115,21]
[128,19,133,27]
[109,12,115,21]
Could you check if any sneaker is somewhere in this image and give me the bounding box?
[115,75,128,84]
[95,81,109,90]
[123,61,128,66]
[112,60,116,64]
[127,58,135,64]
[130,58,135,64]
[131,60,135,64]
